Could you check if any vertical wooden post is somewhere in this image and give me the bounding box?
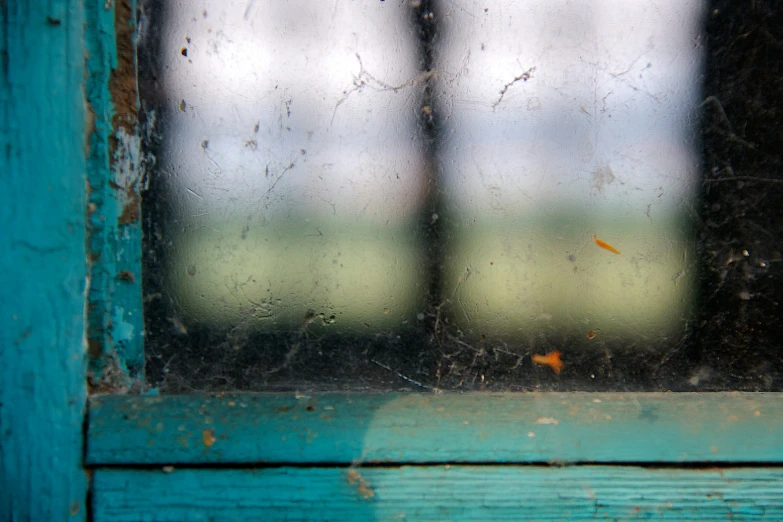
[0,1,88,520]
[84,0,144,389]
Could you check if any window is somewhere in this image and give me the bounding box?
[6,0,783,520]
[138,0,782,393]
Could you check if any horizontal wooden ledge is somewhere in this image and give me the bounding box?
[87,392,782,465]
[93,465,783,521]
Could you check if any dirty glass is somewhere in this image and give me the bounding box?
[140,0,783,392]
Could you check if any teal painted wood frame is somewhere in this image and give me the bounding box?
[5,1,783,520]
[83,0,144,388]
[93,466,783,521]
[2,0,142,519]
[0,1,89,520]
[88,393,783,465]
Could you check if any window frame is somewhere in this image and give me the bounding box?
[1,1,90,519]
[4,1,783,520]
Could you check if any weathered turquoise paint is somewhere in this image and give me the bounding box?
[92,466,783,521]
[87,392,782,465]
[2,0,782,519]
[0,1,88,520]
[84,0,144,385]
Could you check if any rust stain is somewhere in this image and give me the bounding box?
[87,352,132,395]
[117,270,135,282]
[107,0,142,227]
[109,0,138,141]
[117,182,140,225]
[347,469,375,499]
[177,435,189,448]
[202,429,216,448]
[84,99,96,156]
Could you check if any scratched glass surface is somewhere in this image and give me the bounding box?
[141,0,783,392]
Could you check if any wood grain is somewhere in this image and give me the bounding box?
[0,2,88,519]
[84,0,144,388]
[92,465,783,521]
[88,392,783,465]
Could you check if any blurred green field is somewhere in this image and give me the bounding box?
[441,212,696,343]
[168,211,695,344]
[168,218,426,334]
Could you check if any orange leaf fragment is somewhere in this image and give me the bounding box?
[532,350,564,374]
[593,234,621,255]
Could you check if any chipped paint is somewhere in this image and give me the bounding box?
[112,306,135,343]
[87,393,783,466]
[347,469,375,499]
[84,0,144,385]
[202,429,217,448]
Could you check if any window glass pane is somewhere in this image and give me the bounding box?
[141,0,783,392]
[435,0,700,346]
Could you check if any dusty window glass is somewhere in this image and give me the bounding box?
[141,0,783,392]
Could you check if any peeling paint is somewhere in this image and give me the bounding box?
[112,306,135,343]
[108,0,137,138]
[202,429,217,448]
[113,128,143,226]
[84,0,144,386]
[87,393,783,466]
[347,469,375,499]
